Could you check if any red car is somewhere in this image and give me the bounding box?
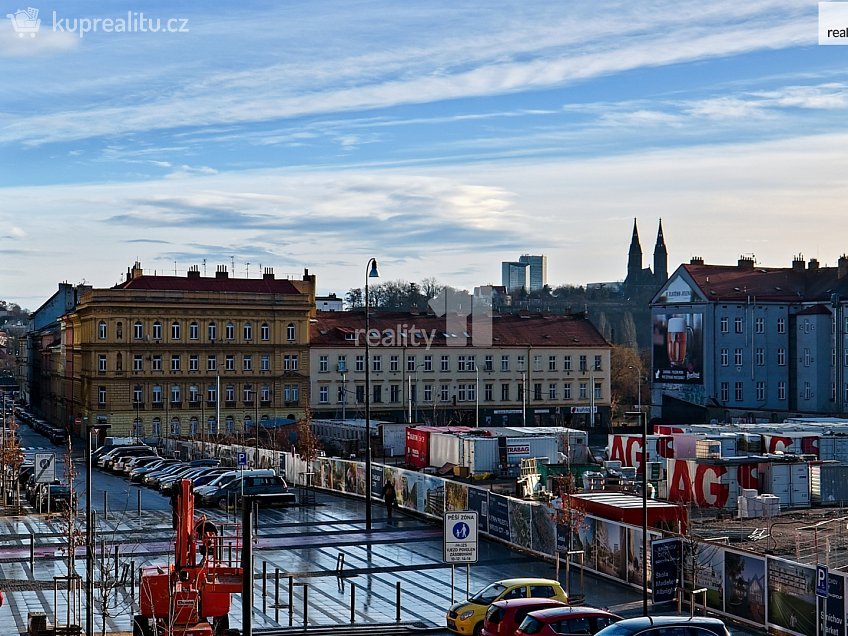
[515,605,622,636]
[482,598,567,636]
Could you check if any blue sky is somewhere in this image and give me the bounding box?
[1,1,847,309]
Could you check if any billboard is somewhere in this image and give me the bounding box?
[652,312,704,384]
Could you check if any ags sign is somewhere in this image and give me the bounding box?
[667,459,759,509]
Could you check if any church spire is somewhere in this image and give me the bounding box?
[627,217,642,284]
[653,218,668,284]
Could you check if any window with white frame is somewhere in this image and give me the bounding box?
[424,384,433,401]
[372,355,382,372]
[225,354,235,371]
[777,381,785,401]
[171,384,181,404]
[441,355,450,372]
[440,384,449,401]
[777,317,786,334]
[261,384,270,402]
[225,384,235,402]
[243,355,253,371]
[189,355,199,372]
[424,355,432,372]
[548,383,557,399]
[720,349,728,367]
[337,385,346,403]
[153,321,162,340]
[777,348,786,366]
[735,382,743,401]
[152,355,162,371]
[98,321,107,339]
[720,317,728,333]
[563,383,572,400]
[501,355,509,371]
[287,323,296,341]
[804,348,811,367]
[319,355,329,372]
[152,385,162,403]
[407,355,416,372]
[390,355,399,372]
[243,323,252,341]
[756,381,765,401]
[484,355,493,371]
[319,386,329,403]
[171,355,181,372]
[261,354,270,371]
[564,355,572,372]
[548,356,557,372]
[390,384,400,402]
[133,386,143,404]
[207,385,217,403]
[485,384,493,401]
[133,321,143,340]
[755,348,764,366]
[207,355,217,371]
[208,322,217,341]
[98,354,107,372]
[755,317,764,334]
[189,322,199,340]
[171,321,181,340]
[804,381,812,400]
[533,355,542,372]
[243,384,253,403]
[98,386,106,404]
[734,349,743,366]
[735,316,743,333]
[578,382,587,400]
[355,355,364,372]
[594,382,602,400]
[225,322,235,340]
[720,382,728,402]
[261,323,270,341]
[517,354,526,370]
[501,383,509,401]
[188,385,200,402]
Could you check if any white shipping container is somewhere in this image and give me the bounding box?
[429,431,463,468]
[506,427,589,463]
[461,436,500,473]
[819,436,848,463]
[811,463,848,506]
[759,462,810,508]
[504,436,559,466]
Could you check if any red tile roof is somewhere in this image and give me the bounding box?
[113,274,301,295]
[310,311,609,348]
[682,263,848,303]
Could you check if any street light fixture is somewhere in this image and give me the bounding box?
[364,257,380,531]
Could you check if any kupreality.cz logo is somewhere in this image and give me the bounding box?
[6,6,190,38]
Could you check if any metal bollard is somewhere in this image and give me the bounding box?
[350,582,356,624]
[29,533,34,571]
[396,581,401,623]
[288,576,293,627]
[303,583,308,627]
[262,560,267,614]
[114,545,119,581]
[137,489,141,517]
[103,491,108,521]
[131,559,136,610]
[275,568,280,623]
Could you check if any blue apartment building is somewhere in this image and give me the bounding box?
[650,255,848,423]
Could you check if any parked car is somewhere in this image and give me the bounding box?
[190,469,229,489]
[29,480,60,507]
[104,446,157,471]
[594,616,731,636]
[515,606,622,636]
[159,466,221,495]
[144,462,190,487]
[447,578,568,636]
[130,459,178,482]
[114,453,158,474]
[481,597,567,636]
[121,455,163,474]
[193,469,276,507]
[217,474,295,508]
[36,484,76,512]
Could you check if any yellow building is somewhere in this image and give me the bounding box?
[58,262,315,438]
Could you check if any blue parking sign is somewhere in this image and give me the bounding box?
[237,451,248,467]
[817,564,829,598]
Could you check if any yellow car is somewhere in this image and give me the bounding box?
[446,578,567,636]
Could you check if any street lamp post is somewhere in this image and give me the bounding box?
[134,384,141,443]
[364,257,380,531]
[475,363,480,427]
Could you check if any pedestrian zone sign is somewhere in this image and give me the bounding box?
[444,511,478,564]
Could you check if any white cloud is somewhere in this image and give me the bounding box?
[0,28,79,58]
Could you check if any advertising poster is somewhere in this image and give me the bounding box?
[627,528,660,589]
[398,470,420,511]
[767,557,816,636]
[331,459,345,492]
[571,515,596,570]
[685,541,725,612]
[341,460,359,494]
[651,538,681,604]
[509,499,532,550]
[467,487,488,534]
[488,493,511,542]
[724,551,766,624]
[316,458,330,489]
[531,503,556,556]
[826,570,846,636]
[652,312,704,384]
[421,474,445,517]
[595,520,626,581]
[370,464,384,501]
[445,480,468,511]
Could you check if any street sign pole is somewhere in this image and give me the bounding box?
[444,511,479,565]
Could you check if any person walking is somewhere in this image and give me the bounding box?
[382,479,397,521]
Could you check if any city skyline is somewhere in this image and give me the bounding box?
[2,1,847,308]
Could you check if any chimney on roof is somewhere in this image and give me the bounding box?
[690,256,704,265]
[792,254,805,271]
[839,254,848,279]
[808,258,819,271]
[216,265,229,279]
[130,261,143,280]
[263,267,275,280]
[187,265,201,279]
[737,255,755,270]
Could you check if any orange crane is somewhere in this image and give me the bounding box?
[135,479,243,636]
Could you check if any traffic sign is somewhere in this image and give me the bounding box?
[237,451,248,467]
[34,453,55,483]
[817,564,829,598]
[444,511,478,563]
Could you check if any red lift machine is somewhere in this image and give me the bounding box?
[135,479,243,636]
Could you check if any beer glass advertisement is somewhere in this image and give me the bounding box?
[653,312,704,384]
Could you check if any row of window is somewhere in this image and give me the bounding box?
[99,382,301,406]
[98,352,300,373]
[720,347,833,368]
[97,319,297,342]
[318,353,605,374]
[316,381,603,404]
[715,380,847,403]
[131,415,264,437]
[718,316,785,335]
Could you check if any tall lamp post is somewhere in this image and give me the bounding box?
[474,363,480,427]
[364,257,380,531]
